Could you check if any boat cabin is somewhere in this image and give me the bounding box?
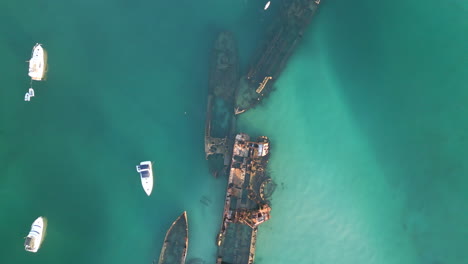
[140,170,150,178]
[24,237,35,249]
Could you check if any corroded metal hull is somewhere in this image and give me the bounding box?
[216,134,273,264]
[158,212,188,264]
[235,0,321,113]
[209,31,239,103]
[205,32,239,177]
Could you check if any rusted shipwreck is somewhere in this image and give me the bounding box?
[205,31,239,177]
[235,0,321,114]
[157,211,189,264]
[216,134,274,264]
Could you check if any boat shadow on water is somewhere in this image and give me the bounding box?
[186,258,206,264]
[41,49,49,81]
[199,195,212,207]
[41,217,48,248]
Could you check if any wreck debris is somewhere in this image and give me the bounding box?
[216,134,273,264]
[157,212,189,264]
[235,0,321,113]
[205,32,239,178]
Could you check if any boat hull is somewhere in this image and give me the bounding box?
[25,216,45,253]
[137,161,154,196]
[158,212,188,264]
[235,0,321,113]
[205,32,239,178]
[215,134,273,264]
[28,44,47,81]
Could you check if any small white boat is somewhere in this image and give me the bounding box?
[136,161,154,196]
[24,93,31,101]
[28,88,35,97]
[28,43,46,81]
[264,1,271,10]
[24,217,45,253]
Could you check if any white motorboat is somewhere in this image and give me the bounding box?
[24,93,31,101]
[264,1,271,10]
[136,161,154,196]
[28,88,35,97]
[24,217,45,253]
[28,43,46,81]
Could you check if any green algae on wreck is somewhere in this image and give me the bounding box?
[205,32,239,178]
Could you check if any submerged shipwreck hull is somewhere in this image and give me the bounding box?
[216,134,273,264]
[205,32,239,177]
[235,0,321,114]
[158,212,188,264]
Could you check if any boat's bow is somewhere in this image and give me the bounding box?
[158,211,189,264]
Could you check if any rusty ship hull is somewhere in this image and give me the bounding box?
[205,31,239,177]
[235,0,321,114]
[216,134,273,264]
[158,212,188,264]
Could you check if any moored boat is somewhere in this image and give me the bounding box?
[136,161,153,196]
[28,88,35,97]
[24,93,31,101]
[24,216,45,253]
[28,43,46,81]
[158,211,188,264]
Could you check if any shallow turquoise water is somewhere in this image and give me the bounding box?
[1,0,467,264]
[239,1,468,264]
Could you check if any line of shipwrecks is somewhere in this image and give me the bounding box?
[205,1,321,263]
[161,0,321,263]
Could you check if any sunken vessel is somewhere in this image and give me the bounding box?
[157,211,189,264]
[216,133,274,264]
[205,31,239,177]
[235,0,321,114]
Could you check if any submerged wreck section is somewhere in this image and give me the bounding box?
[205,32,239,177]
[235,0,321,114]
[216,134,273,264]
[158,212,189,264]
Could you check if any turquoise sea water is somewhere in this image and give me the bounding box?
[1,1,467,264]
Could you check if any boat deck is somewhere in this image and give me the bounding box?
[216,224,257,264]
[216,134,272,264]
[235,0,321,113]
[205,31,239,177]
[158,212,188,264]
